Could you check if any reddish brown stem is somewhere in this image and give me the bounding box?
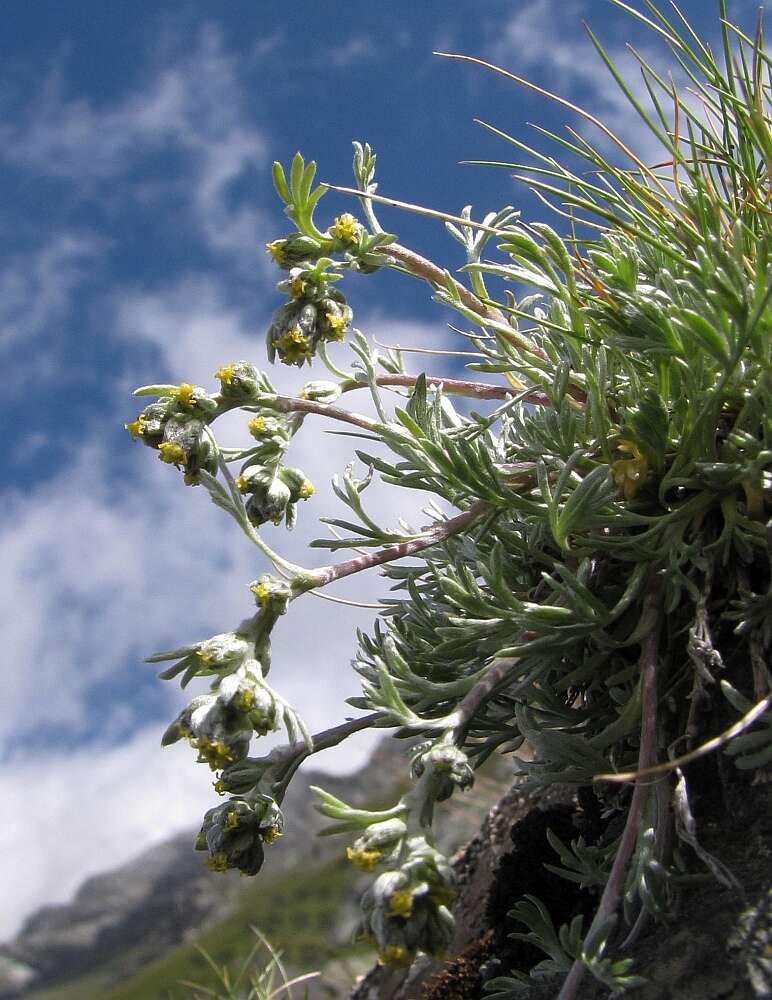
[367,372,551,407]
[304,500,491,589]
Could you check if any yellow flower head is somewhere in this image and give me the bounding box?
[125,416,145,438]
[158,442,186,465]
[346,845,382,872]
[235,475,250,494]
[325,311,347,341]
[290,275,306,298]
[378,946,412,968]
[388,889,414,919]
[612,439,649,500]
[174,383,196,408]
[262,824,282,845]
[248,416,267,437]
[213,778,227,796]
[298,479,314,500]
[265,239,286,264]
[224,810,240,831]
[215,364,235,385]
[250,581,270,606]
[331,213,361,243]
[232,688,255,713]
[275,325,312,365]
[206,852,230,872]
[195,737,235,770]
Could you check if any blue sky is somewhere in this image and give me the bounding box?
[0,0,753,939]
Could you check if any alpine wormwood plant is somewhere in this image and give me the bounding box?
[127,2,771,995]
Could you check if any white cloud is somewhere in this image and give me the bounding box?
[481,0,683,167]
[0,24,271,265]
[326,34,376,69]
[0,233,101,355]
[1,249,468,939]
[0,730,212,940]
[0,718,381,942]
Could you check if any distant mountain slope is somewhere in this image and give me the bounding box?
[0,738,512,999]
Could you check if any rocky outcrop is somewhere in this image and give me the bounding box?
[351,769,772,1000]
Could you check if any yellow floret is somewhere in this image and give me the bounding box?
[250,581,270,606]
[224,811,240,831]
[331,213,361,243]
[290,276,306,298]
[158,442,186,465]
[235,475,250,494]
[232,688,255,712]
[346,846,382,872]
[378,946,412,968]
[195,737,235,770]
[262,825,282,845]
[207,852,230,872]
[298,479,315,500]
[324,312,347,341]
[215,364,235,385]
[265,239,286,264]
[612,439,649,500]
[248,416,267,436]
[388,889,414,919]
[275,326,312,365]
[125,416,145,438]
[175,383,196,407]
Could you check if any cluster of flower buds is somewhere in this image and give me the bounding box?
[360,835,456,967]
[195,794,283,875]
[266,258,353,367]
[126,382,220,485]
[235,405,315,530]
[313,778,457,967]
[265,212,364,270]
[162,659,279,769]
[239,463,315,530]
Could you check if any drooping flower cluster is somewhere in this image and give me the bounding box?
[266,258,353,367]
[196,794,284,875]
[125,382,220,485]
[360,836,456,967]
[162,659,280,769]
[232,396,315,530]
[313,741,474,966]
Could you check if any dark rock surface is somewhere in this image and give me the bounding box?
[351,768,772,1000]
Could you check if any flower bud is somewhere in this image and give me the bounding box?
[196,796,284,875]
[159,416,218,483]
[249,576,292,615]
[265,233,321,269]
[347,818,407,871]
[196,632,251,671]
[214,361,261,401]
[125,400,174,446]
[172,383,218,416]
[318,299,352,343]
[330,213,362,245]
[245,476,292,526]
[218,662,279,737]
[278,466,315,502]
[298,380,342,404]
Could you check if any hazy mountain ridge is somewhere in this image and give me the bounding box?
[0,737,414,998]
